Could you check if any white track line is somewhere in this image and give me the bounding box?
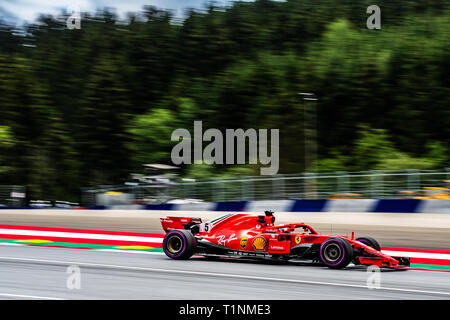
[96,249,163,255]
[0,292,63,300]
[0,242,23,246]
[0,256,449,297]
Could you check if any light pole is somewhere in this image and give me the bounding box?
[298,92,318,199]
[297,92,318,173]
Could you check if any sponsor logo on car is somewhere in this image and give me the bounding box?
[270,245,285,250]
[240,238,248,249]
[217,233,237,246]
[295,235,302,245]
[252,237,267,250]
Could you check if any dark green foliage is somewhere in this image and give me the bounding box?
[0,1,449,201]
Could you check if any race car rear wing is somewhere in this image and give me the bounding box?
[160,216,202,232]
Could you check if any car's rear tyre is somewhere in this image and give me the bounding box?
[356,236,381,251]
[319,237,353,269]
[163,229,196,260]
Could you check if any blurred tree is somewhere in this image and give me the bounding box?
[76,53,132,186]
[0,125,15,175]
[0,1,448,201]
[128,108,177,166]
[317,126,449,171]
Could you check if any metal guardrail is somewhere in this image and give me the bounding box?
[81,169,450,206]
[175,169,450,201]
[0,185,26,206]
[81,183,178,207]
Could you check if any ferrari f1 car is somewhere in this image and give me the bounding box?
[160,211,410,269]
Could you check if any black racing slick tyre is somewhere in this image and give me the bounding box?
[356,236,381,251]
[319,237,353,269]
[163,229,196,260]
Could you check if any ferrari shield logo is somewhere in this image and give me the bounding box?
[240,238,248,249]
[295,235,301,245]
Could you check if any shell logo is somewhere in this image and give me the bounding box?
[295,235,302,245]
[252,237,267,250]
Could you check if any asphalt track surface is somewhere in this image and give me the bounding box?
[0,209,449,300]
[0,244,449,300]
[1,209,449,249]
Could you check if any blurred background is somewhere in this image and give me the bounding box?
[0,0,449,206]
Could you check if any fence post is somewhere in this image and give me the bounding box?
[303,173,309,199]
[280,177,285,199]
[337,171,348,194]
[407,169,419,192]
[213,180,219,202]
[241,179,246,201]
[304,172,317,199]
[220,180,224,202]
[272,177,276,199]
[379,170,384,198]
[370,171,376,198]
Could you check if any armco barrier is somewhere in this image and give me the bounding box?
[323,199,377,212]
[141,199,450,213]
[144,203,176,210]
[372,199,422,213]
[289,200,328,212]
[213,201,248,211]
[2,199,450,213]
[417,199,450,214]
[245,200,292,213]
[177,203,215,211]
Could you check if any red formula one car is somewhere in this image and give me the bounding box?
[160,211,410,269]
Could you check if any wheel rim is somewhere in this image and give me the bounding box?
[167,235,183,254]
[323,243,342,262]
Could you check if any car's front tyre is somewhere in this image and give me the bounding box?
[356,236,381,251]
[319,237,353,269]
